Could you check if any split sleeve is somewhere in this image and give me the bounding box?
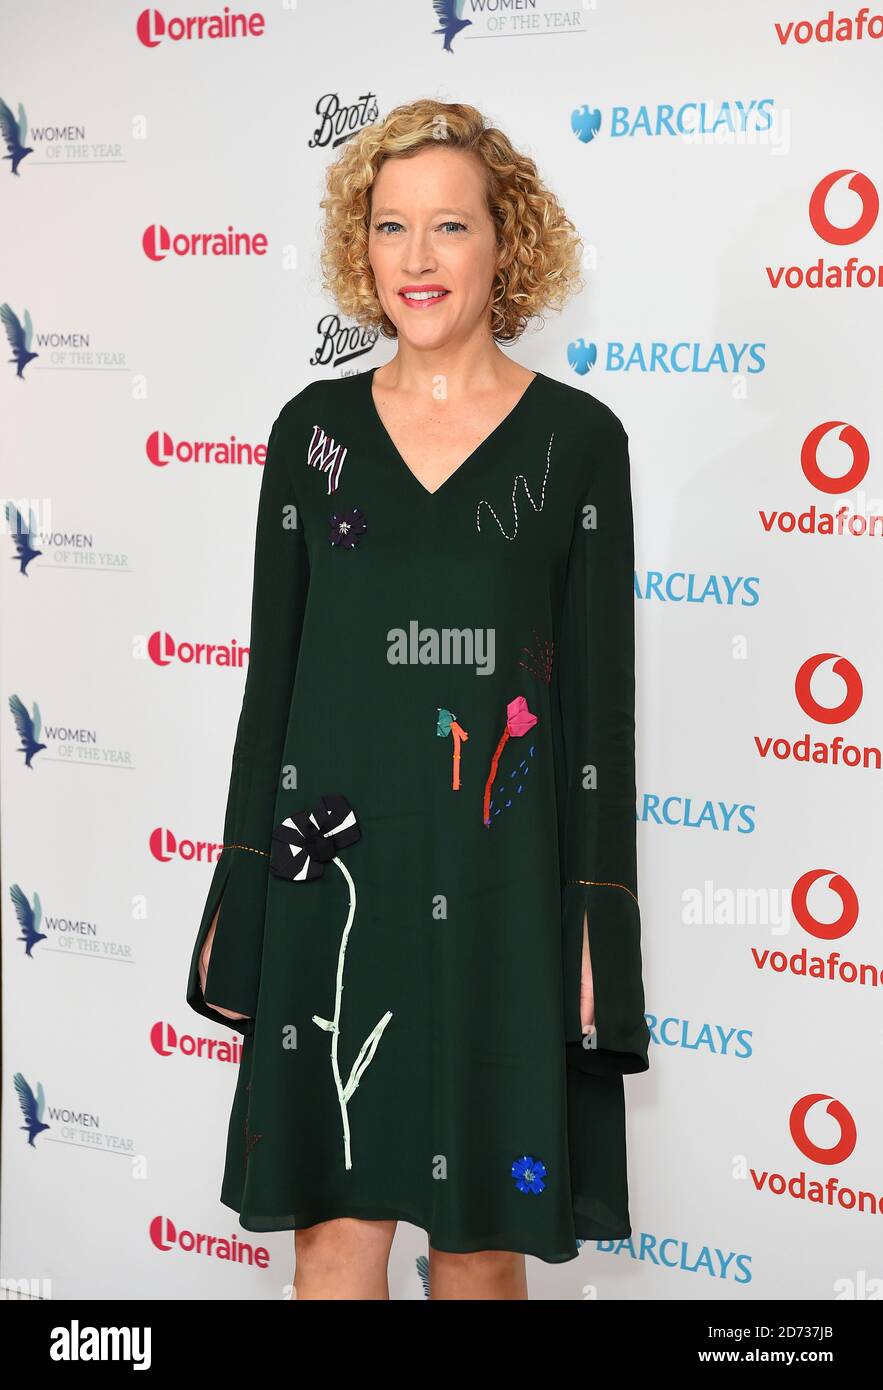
[554,419,650,1076]
[185,406,309,1034]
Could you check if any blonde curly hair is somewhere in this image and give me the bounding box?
[319,98,585,345]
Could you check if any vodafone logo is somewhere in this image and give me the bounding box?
[145,630,248,668]
[749,1096,877,1215]
[758,421,882,539]
[136,8,266,47]
[789,1094,857,1166]
[148,827,223,865]
[808,169,879,245]
[150,1019,243,1062]
[765,169,882,288]
[753,655,879,771]
[791,869,859,941]
[794,653,863,724]
[149,1214,270,1266]
[142,224,268,260]
[146,429,269,468]
[750,869,878,989]
[800,421,871,494]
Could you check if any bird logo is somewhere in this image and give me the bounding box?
[2,303,39,378]
[6,503,43,575]
[431,0,471,53]
[10,884,47,957]
[0,97,34,175]
[9,694,47,767]
[14,1073,51,1147]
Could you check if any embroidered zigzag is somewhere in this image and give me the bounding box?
[307,423,348,494]
[475,433,554,540]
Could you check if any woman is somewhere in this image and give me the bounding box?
[186,98,650,1301]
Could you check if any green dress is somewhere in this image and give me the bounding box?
[185,364,650,1264]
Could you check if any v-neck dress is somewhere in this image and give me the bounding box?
[185,365,650,1264]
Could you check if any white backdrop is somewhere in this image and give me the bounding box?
[2,0,881,1301]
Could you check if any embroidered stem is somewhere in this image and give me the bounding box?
[483,727,510,826]
[450,720,468,789]
[312,854,393,1171]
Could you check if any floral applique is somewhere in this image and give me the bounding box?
[511,1154,547,1195]
[486,743,536,823]
[436,707,469,790]
[519,630,554,684]
[307,424,348,494]
[482,696,538,827]
[329,507,367,548]
[269,794,392,1171]
[475,434,554,540]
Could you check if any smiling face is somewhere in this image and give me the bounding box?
[367,144,501,350]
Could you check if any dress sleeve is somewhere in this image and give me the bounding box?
[185,405,309,1034]
[554,418,650,1077]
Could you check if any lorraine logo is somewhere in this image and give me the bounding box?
[571,106,602,144]
[10,884,46,957]
[14,1072,50,1147]
[431,0,471,53]
[1,303,38,378]
[0,96,33,175]
[9,694,46,767]
[567,340,598,376]
[5,503,42,575]
[135,8,267,47]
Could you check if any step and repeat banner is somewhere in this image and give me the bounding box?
[1,1,880,1301]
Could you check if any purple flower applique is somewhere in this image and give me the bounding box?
[329,507,367,549]
[511,1154,547,1195]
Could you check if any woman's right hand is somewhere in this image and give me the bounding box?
[199,902,252,1022]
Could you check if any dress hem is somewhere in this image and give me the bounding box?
[218,1192,631,1266]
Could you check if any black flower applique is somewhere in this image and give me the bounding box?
[269,794,360,882]
[268,792,391,1172]
[328,507,367,549]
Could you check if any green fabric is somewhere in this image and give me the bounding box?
[185,366,650,1263]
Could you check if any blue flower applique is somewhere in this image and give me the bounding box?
[512,1154,547,1194]
[329,507,367,548]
